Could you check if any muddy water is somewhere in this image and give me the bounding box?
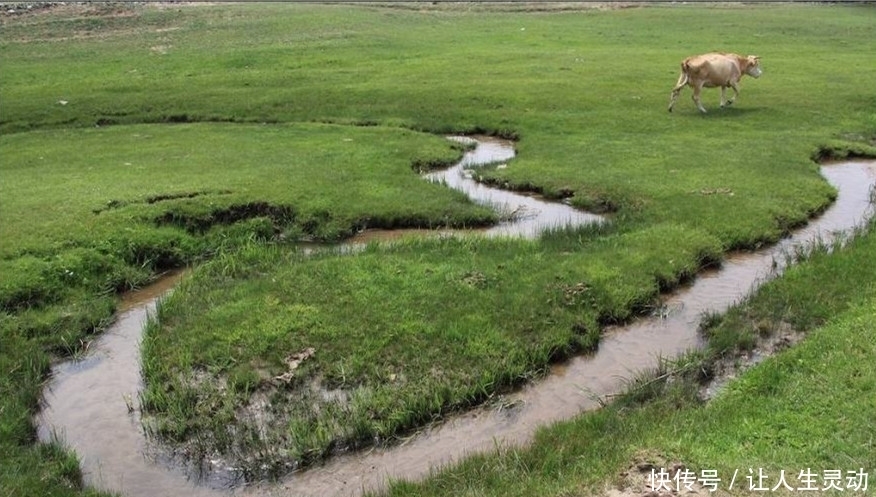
[34,271,223,496]
[36,138,876,497]
[261,162,876,497]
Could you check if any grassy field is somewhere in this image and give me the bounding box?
[140,224,722,472]
[378,217,876,497]
[1,2,876,494]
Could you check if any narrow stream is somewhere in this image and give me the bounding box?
[427,136,605,238]
[348,136,604,244]
[36,137,876,497]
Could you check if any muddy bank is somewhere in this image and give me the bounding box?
[36,145,876,497]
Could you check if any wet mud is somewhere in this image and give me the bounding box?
[36,138,876,497]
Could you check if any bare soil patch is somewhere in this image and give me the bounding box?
[0,2,188,43]
[356,2,642,12]
[699,321,804,401]
[1,2,136,20]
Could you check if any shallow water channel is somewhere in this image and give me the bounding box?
[37,137,876,497]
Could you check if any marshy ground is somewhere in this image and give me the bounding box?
[2,2,876,496]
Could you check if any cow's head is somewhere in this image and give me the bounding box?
[744,55,762,78]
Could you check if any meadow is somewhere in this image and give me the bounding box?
[1,2,875,494]
[379,219,876,496]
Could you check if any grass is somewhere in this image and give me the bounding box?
[0,123,493,257]
[1,1,876,493]
[140,224,721,473]
[377,217,876,497]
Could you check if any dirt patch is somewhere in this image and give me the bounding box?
[270,347,316,386]
[0,2,185,43]
[152,1,228,9]
[1,2,55,17]
[0,2,138,20]
[699,321,804,402]
[358,2,642,13]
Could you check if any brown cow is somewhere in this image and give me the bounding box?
[668,53,762,113]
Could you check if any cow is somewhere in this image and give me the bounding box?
[668,53,762,113]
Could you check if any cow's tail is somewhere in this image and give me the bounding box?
[674,62,690,88]
[669,61,690,112]
[680,61,691,81]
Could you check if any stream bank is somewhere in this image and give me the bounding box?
[37,138,876,496]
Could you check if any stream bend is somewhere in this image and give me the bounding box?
[36,137,876,497]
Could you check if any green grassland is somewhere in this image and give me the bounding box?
[379,217,876,497]
[2,2,876,494]
[140,224,721,472]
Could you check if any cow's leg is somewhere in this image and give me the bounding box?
[726,81,741,106]
[668,88,680,112]
[668,72,687,112]
[691,82,707,113]
[720,86,728,108]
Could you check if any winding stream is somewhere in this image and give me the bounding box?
[37,137,876,497]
